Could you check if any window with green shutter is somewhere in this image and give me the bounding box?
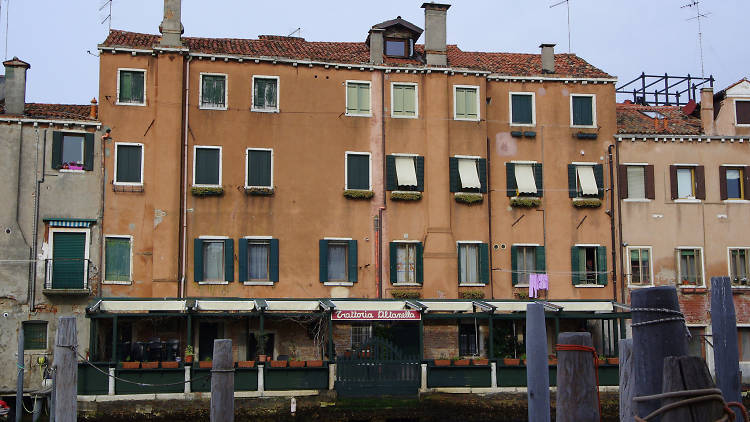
[390,242,422,284]
[239,239,277,282]
[196,238,233,282]
[391,83,417,117]
[114,143,143,185]
[23,321,48,350]
[200,74,227,109]
[571,95,595,126]
[458,242,488,285]
[572,246,605,285]
[52,133,93,171]
[454,86,479,120]
[194,146,221,186]
[510,93,534,125]
[346,153,371,190]
[346,81,371,116]
[246,149,272,188]
[320,239,357,283]
[105,237,131,282]
[118,69,145,105]
[253,77,279,111]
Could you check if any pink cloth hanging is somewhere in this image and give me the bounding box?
[528,273,549,299]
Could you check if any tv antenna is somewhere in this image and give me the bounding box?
[287,27,302,38]
[681,1,711,78]
[2,0,9,60]
[550,0,572,53]
[100,0,113,31]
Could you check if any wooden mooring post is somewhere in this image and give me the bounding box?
[710,276,742,419]
[53,317,77,422]
[619,338,635,422]
[210,339,234,422]
[556,332,598,422]
[525,303,550,422]
[660,356,725,422]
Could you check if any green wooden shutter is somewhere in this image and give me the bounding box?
[319,240,328,282]
[455,88,466,118]
[534,163,543,197]
[224,239,234,282]
[597,246,607,285]
[52,132,63,169]
[116,145,142,183]
[194,239,204,282]
[105,238,130,282]
[83,133,95,171]
[132,71,144,103]
[568,164,577,198]
[393,85,404,115]
[573,96,593,126]
[51,232,86,289]
[416,242,423,284]
[386,155,397,191]
[511,245,519,285]
[358,84,370,114]
[347,154,370,190]
[119,71,132,102]
[479,243,490,284]
[346,83,358,113]
[449,157,459,192]
[270,239,279,283]
[506,163,516,197]
[456,244,462,284]
[511,94,532,124]
[571,246,580,285]
[196,148,220,185]
[238,239,247,282]
[254,79,265,108]
[248,150,272,187]
[535,246,546,273]
[404,85,416,115]
[348,240,358,283]
[416,156,425,192]
[478,158,487,193]
[389,242,398,283]
[594,164,604,199]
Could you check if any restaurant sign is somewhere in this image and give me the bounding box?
[332,309,421,321]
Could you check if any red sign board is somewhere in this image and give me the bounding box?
[331,309,421,321]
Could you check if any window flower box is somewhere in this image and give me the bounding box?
[607,357,619,365]
[472,358,489,366]
[573,198,602,208]
[452,359,471,366]
[454,192,483,205]
[191,186,224,197]
[503,358,520,366]
[199,360,213,368]
[459,290,485,300]
[141,361,159,369]
[245,187,274,196]
[120,361,140,369]
[390,191,422,201]
[237,361,256,368]
[390,289,421,299]
[434,359,451,367]
[306,360,323,368]
[269,360,288,368]
[161,361,179,369]
[510,197,541,208]
[343,189,374,200]
[289,360,306,368]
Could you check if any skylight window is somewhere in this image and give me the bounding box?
[640,111,665,120]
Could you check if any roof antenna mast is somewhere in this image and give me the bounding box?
[550,0,572,53]
[3,0,9,60]
[100,0,113,31]
[681,1,710,79]
[287,27,301,38]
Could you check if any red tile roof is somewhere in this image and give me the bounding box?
[101,30,612,78]
[616,102,702,135]
[1,102,97,121]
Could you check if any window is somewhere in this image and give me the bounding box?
[47,228,90,290]
[193,146,221,186]
[346,81,371,116]
[346,152,371,191]
[571,94,595,127]
[676,248,703,286]
[252,76,279,112]
[454,85,479,120]
[457,242,489,285]
[568,164,603,198]
[385,38,408,57]
[458,323,478,356]
[193,238,233,283]
[510,93,534,126]
[729,248,750,286]
[391,83,417,118]
[386,155,423,191]
[736,100,750,125]
[199,73,227,109]
[390,242,423,284]
[687,327,705,359]
[628,247,652,286]
[677,168,694,198]
[319,239,358,284]
[450,157,487,193]
[619,164,654,200]
[23,321,48,350]
[721,166,747,200]
[506,162,542,197]
[52,132,94,171]
[246,148,272,188]
[571,245,607,285]
[104,236,131,283]
[739,328,750,361]
[239,238,279,284]
[114,143,143,185]
[626,166,645,199]
[670,165,705,200]
[117,69,145,105]
[62,135,84,169]
[351,324,373,349]
[511,245,545,286]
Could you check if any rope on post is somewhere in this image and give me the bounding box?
[630,307,691,338]
[632,388,750,422]
[555,343,601,421]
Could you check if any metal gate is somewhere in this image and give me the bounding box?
[334,337,420,397]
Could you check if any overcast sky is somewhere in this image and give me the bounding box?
[2,0,747,104]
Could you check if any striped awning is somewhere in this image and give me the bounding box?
[44,218,96,228]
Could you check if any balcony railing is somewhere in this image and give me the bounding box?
[44,258,90,291]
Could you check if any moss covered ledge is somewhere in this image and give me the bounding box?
[510,197,540,208]
[191,186,224,197]
[390,191,422,201]
[244,187,274,196]
[343,189,374,200]
[572,197,602,208]
[455,192,483,205]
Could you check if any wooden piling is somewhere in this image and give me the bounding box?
[210,339,234,422]
[631,286,688,421]
[525,303,550,422]
[710,276,741,417]
[556,332,598,422]
[619,338,635,422]
[53,317,77,422]
[661,356,724,422]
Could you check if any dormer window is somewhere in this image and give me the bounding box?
[385,38,410,57]
[368,16,422,60]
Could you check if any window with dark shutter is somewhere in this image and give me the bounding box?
[246,149,272,188]
[200,74,226,109]
[105,237,131,282]
[194,147,221,186]
[510,93,534,125]
[736,100,750,125]
[115,144,143,185]
[346,153,371,190]
[118,69,145,105]
[253,77,279,111]
[23,321,48,350]
[572,95,594,126]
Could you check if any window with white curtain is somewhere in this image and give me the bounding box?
[203,241,225,281]
[327,242,348,281]
[627,166,646,199]
[248,241,270,281]
[396,243,417,283]
[458,243,479,284]
[677,168,695,199]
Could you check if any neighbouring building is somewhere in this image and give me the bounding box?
[0,57,103,395]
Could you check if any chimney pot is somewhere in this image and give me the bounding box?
[539,43,555,74]
[90,98,98,119]
[159,0,183,48]
[368,28,385,65]
[421,3,451,66]
[700,87,715,136]
[2,57,30,115]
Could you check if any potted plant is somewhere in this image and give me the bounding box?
[520,354,527,366]
[471,357,489,366]
[237,360,256,368]
[548,354,558,366]
[256,334,269,363]
[306,359,324,368]
[503,357,520,366]
[270,359,288,368]
[607,356,619,365]
[434,354,451,367]
[161,361,179,369]
[184,346,195,364]
[121,356,140,369]
[141,361,159,369]
[199,357,213,368]
[289,358,306,368]
[452,356,470,366]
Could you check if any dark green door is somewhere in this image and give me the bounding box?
[52,232,86,289]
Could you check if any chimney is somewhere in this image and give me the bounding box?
[540,43,555,74]
[700,87,715,136]
[369,28,385,65]
[421,3,451,66]
[159,0,183,48]
[2,57,30,115]
[90,98,98,120]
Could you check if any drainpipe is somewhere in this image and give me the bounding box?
[376,70,387,299]
[615,141,625,304]
[179,56,192,298]
[28,128,44,312]
[607,144,617,302]
[486,136,493,299]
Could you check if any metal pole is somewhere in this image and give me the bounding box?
[210,339,234,422]
[327,312,333,362]
[111,315,117,363]
[418,316,424,361]
[16,323,24,422]
[488,316,494,359]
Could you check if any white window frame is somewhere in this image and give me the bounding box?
[345,80,372,117]
[243,235,273,286]
[392,239,421,286]
[453,85,481,121]
[573,243,605,288]
[103,235,133,285]
[512,243,540,287]
[323,237,354,287]
[622,163,651,203]
[345,151,373,191]
[198,72,228,110]
[244,148,273,189]
[390,82,418,119]
[735,99,750,127]
[457,240,484,287]
[570,93,597,128]
[674,164,699,202]
[113,142,144,186]
[626,246,654,288]
[251,75,280,113]
[48,227,91,289]
[198,235,230,285]
[509,91,536,126]
[192,145,222,187]
[675,246,705,288]
[116,68,147,106]
[728,247,750,288]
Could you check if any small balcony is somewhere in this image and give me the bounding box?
[44,258,91,295]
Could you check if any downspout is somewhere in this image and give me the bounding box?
[28,128,44,312]
[99,126,107,298]
[615,140,625,304]
[486,135,493,299]
[179,56,192,299]
[377,70,387,299]
[607,144,617,302]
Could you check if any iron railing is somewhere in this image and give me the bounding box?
[44,258,90,290]
[616,73,714,107]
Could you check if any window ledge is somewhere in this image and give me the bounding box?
[393,283,421,287]
[678,286,707,293]
[243,281,274,286]
[724,199,750,204]
[674,199,701,203]
[324,282,354,287]
[391,114,418,119]
[514,284,530,288]
[199,105,228,111]
[115,101,146,107]
[113,184,144,193]
[250,107,280,113]
[459,283,485,287]
[198,281,229,285]
[623,198,651,203]
[571,125,597,129]
[43,288,90,296]
[574,284,605,288]
[345,112,372,118]
[244,187,274,196]
[454,117,480,122]
[102,280,132,285]
[628,284,655,289]
[59,169,85,174]
[510,123,536,128]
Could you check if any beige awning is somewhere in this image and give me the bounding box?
[395,156,418,187]
[100,300,186,312]
[421,301,474,313]
[458,158,481,189]
[515,164,537,194]
[577,165,598,195]
[487,301,614,313]
[332,300,406,311]
[265,300,321,312]
[195,300,255,312]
